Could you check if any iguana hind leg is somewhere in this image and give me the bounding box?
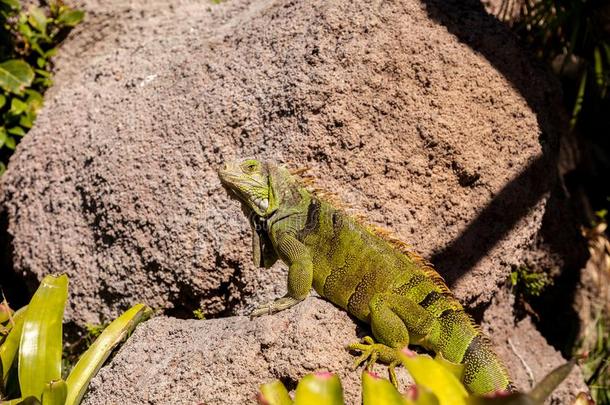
[347,292,436,386]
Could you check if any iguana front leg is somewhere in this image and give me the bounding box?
[251,233,313,317]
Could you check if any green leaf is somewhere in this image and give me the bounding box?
[0,94,6,109]
[27,7,48,35]
[0,307,27,382]
[29,41,45,58]
[4,135,15,150]
[7,127,26,137]
[0,300,11,323]
[19,113,34,129]
[293,372,344,405]
[434,352,464,381]
[17,21,33,41]
[18,274,69,400]
[399,350,468,405]
[24,89,43,105]
[529,359,576,403]
[64,303,152,405]
[362,371,409,405]
[56,9,84,27]
[41,380,67,405]
[0,61,35,95]
[593,47,604,90]
[44,48,57,59]
[33,77,53,88]
[0,0,20,11]
[9,98,27,116]
[34,69,51,78]
[258,380,293,405]
[0,127,7,147]
[570,71,587,128]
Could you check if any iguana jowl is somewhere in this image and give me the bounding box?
[218,159,511,394]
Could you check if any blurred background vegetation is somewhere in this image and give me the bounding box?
[493,0,609,402]
[0,0,83,174]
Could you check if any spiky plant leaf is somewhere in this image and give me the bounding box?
[362,371,411,405]
[64,303,152,405]
[258,379,293,405]
[293,372,343,405]
[0,306,27,382]
[41,380,67,405]
[18,274,68,400]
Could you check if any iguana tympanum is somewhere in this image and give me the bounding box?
[218,159,512,395]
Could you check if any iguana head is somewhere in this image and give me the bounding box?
[218,159,277,217]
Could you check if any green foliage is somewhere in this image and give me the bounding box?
[505,0,610,127]
[510,266,551,298]
[83,324,105,343]
[0,274,152,405]
[257,350,584,405]
[0,0,84,172]
[192,308,206,320]
[578,314,610,404]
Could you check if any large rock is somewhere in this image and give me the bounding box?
[0,0,564,327]
[81,297,587,405]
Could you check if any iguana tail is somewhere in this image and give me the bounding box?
[460,333,512,393]
[429,306,512,394]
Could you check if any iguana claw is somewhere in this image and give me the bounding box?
[346,336,402,387]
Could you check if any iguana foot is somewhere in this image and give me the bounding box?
[347,336,403,387]
[250,296,303,317]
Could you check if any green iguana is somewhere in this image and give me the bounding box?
[218,159,512,395]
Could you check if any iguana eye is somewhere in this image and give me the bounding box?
[242,160,258,173]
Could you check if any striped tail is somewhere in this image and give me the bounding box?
[431,307,512,394]
[461,334,512,394]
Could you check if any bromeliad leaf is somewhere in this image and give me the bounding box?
[293,372,344,405]
[362,371,410,405]
[0,306,27,383]
[18,274,68,400]
[64,303,152,405]
[398,350,468,405]
[40,380,67,405]
[0,60,35,95]
[257,380,292,405]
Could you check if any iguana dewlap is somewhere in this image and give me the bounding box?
[218,159,511,395]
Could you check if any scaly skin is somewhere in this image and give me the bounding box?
[218,159,512,394]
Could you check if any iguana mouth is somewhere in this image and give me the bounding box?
[218,171,270,214]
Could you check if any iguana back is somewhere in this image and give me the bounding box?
[218,159,511,394]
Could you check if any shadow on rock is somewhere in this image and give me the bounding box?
[421,0,589,354]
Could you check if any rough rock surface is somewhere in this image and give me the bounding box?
[0,0,564,326]
[81,297,587,405]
